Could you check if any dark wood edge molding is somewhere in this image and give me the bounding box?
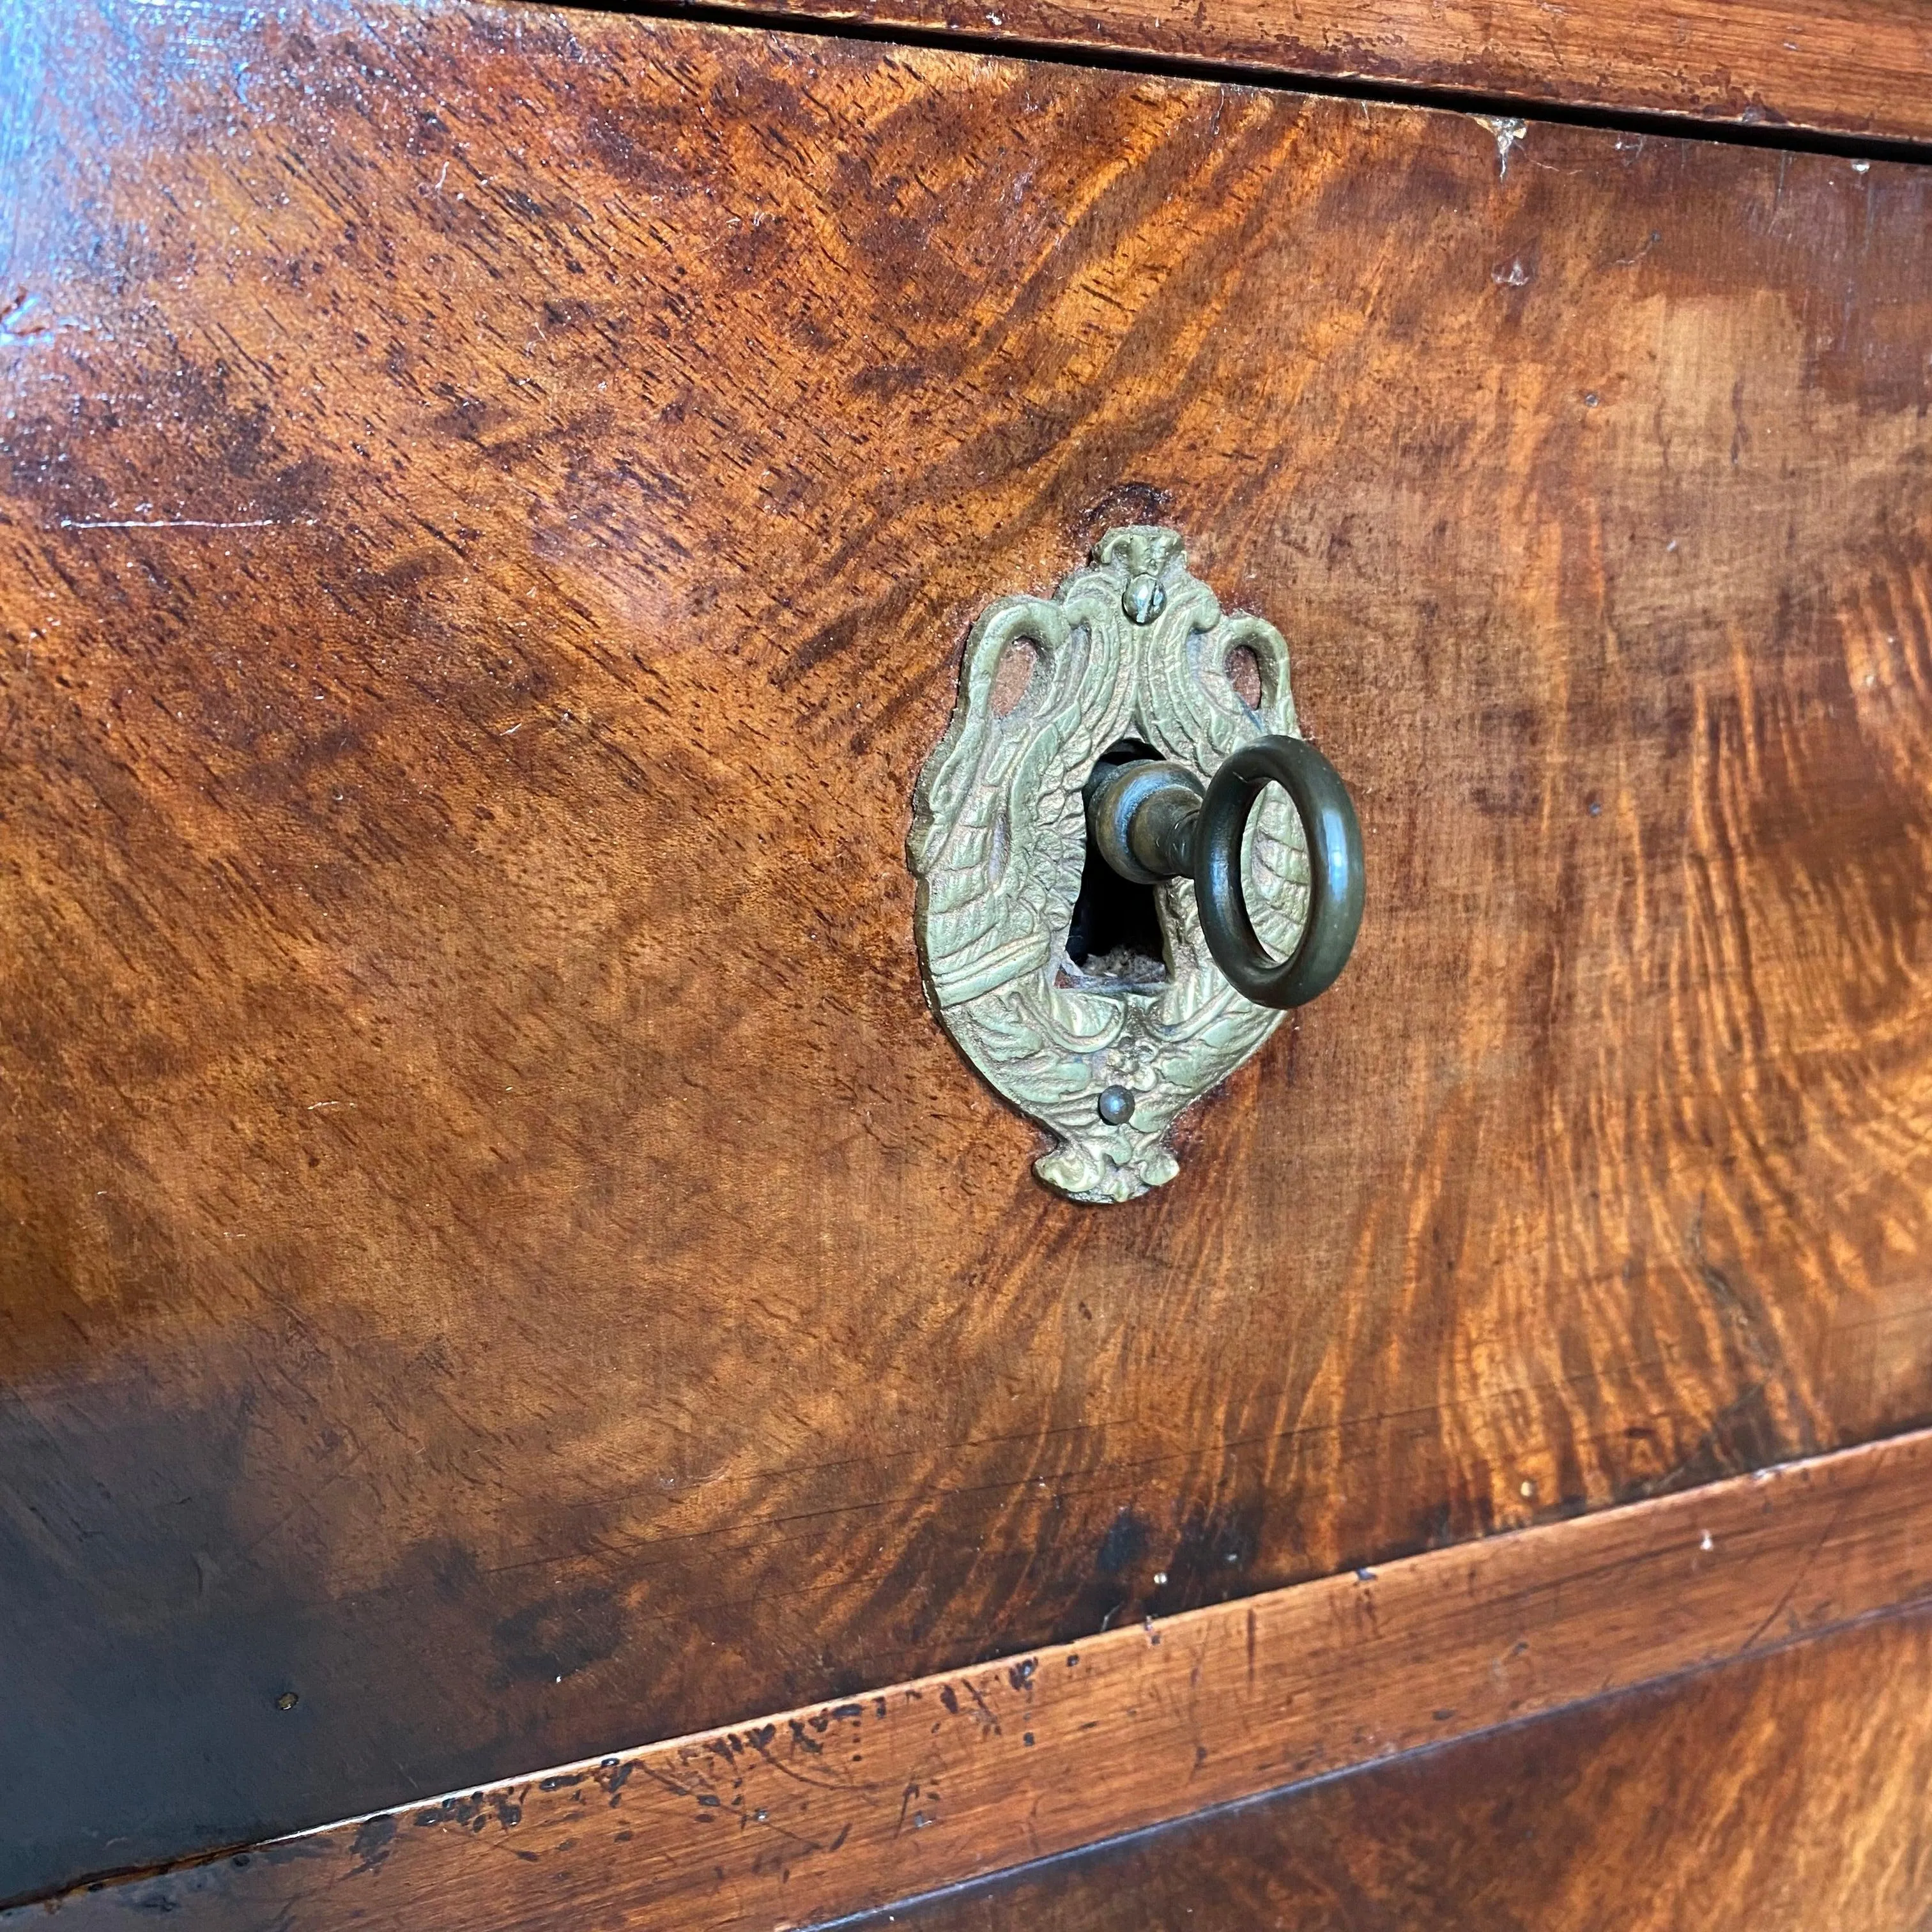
[620,0,1932,151]
[17,1426,1932,1929]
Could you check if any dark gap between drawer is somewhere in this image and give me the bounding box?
[537,0,1932,167]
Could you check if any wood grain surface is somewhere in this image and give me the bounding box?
[864,1599,1932,1932]
[13,1427,1932,1931]
[4,0,1932,1902]
[703,0,1932,147]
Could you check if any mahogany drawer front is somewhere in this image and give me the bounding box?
[3,0,1930,1904]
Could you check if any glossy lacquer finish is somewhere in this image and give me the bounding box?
[4,0,1932,1903]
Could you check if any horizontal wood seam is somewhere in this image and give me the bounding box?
[546,0,1932,164]
[20,1425,1932,1929]
[812,1592,1932,1932]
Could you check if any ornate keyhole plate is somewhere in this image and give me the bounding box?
[908,527,1311,1202]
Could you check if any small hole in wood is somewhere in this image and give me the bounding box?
[1225,644,1262,710]
[990,638,1038,717]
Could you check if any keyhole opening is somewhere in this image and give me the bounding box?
[1063,739,1170,992]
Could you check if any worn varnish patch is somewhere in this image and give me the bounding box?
[3,0,1931,1900]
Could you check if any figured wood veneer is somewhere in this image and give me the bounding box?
[3,0,1931,1899]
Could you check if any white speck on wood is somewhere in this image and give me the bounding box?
[57,516,313,530]
[1473,116,1528,179]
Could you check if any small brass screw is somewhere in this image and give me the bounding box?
[1121,574,1166,625]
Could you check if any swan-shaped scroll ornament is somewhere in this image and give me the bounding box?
[908,527,1320,1203]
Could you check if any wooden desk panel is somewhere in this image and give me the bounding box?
[3,0,1930,1899]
